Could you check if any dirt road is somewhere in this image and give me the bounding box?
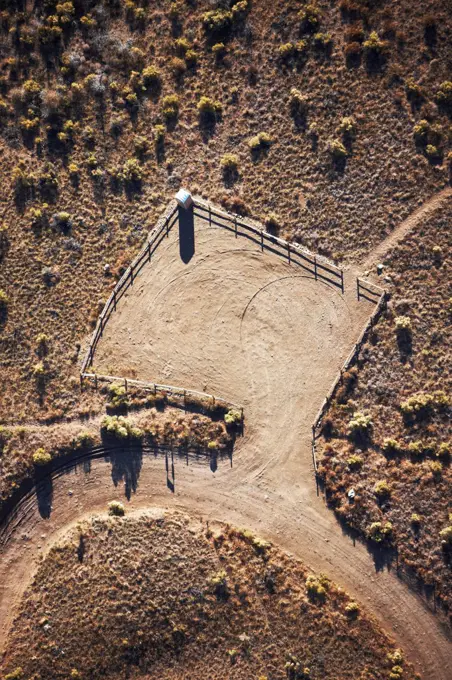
[1,210,451,678]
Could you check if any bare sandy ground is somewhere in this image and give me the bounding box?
[1,207,451,678]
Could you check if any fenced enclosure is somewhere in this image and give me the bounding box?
[80,195,348,403]
[193,198,345,292]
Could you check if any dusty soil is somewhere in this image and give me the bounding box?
[1,510,419,680]
[1,206,451,679]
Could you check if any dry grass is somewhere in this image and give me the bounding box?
[1,512,418,680]
[0,0,450,425]
[0,384,233,508]
[318,197,452,622]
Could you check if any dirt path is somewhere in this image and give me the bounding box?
[1,213,451,678]
[361,186,452,273]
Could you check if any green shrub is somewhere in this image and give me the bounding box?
[170,56,186,77]
[395,315,412,335]
[328,139,347,160]
[347,412,372,438]
[440,524,452,545]
[224,409,243,425]
[347,454,363,470]
[197,95,222,121]
[338,116,356,140]
[108,382,129,408]
[299,4,322,33]
[220,153,239,173]
[202,9,232,38]
[0,288,8,309]
[4,669,24,680]
[363,31,387,57]
[430,460,442,480]
[306,574,329,602]
[101,415,143,440]
[248,132,272,152]
[210,569,229,598]
[411,513,421,527]
[212,42,226,60]
[108,500,125,517]
[367,521,393,544]
[289,88,308,117]
[33,448,52,466]
[122,158,142,184]
[374,480,391,499]
[313,32,332,50]
[344,601,359,618]
[278,43,295,61]
[162,94,179,121]
[382,438,401,455]
[436,81,452,109]
[142,65,161,90]
[413,119,430,144]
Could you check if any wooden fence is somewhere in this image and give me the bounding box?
[311,286,388,473]
[193,198,345,292]
[81,372,243,416]
[80,201,179,374]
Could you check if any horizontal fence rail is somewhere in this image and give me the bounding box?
[81,372,243,414]
[193,198,345,292]
[311,288,389,474]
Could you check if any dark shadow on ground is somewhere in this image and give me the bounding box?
[178,205,195,263]
[104,443,144,501]
[36,475,53,519]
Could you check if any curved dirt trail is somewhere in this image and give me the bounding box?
[361,186,452,273]
[1,217,451,678]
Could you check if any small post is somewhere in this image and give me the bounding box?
[314,257,318,281]
[235,215,238,238]
[261,231,264,251]
[89,347,93,367]
[113,290,117,311]
[287,242,291,264]
[209,204,211,225]
[341,269,344,294]
[183,389,186,407]
[166,215,169,237]
[124,377,128,393]
[148,242,151,261]
[356,278,360,301]
[99,315,103,336]
[94,373,98,390]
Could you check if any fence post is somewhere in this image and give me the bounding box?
[99,315,103,336]
[287,242,291,264]
[356,278,360,301]
[148,242,152,261]
[89,347,93,367]
[114,290,117,311]
[235,215,238,238]
[341,269,344,294]
[130,264,134,284]
[261,231,264,251]
[94,373,98,390]
[208,204,211,225]
[314,256,318,281]
[124,377,128,393]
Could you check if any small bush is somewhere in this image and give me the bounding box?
[435,81,452,110]
[33,448,52,466]
[374,480,391,499]
[338,116,356,140]
[101,415,143,440]
[210,569,229,598]
[108,500,125,517]
[142,65,161,90]
[363,31,387,59]
[347,412,372,438]
[347,454,363,470]
[382,438,401,455]
[278,43,295,61]
[0,288,8,310]
[299,4,322,33]
[197,95,222,122]
[220,153,239,172]
[224,409,242,426]
[367,521,393,544]
[328,139,347,160]
[162,94,179,121]
[122,158,142,185]
[394,315,411,335]
[202,9,232,38]
[248,132,272,153]
[289,88,308,118]
[306,574,329,602]
[344,601,359,618]
[212,42,226,60]
[440,524,452,546]
[108,382,129,409]
[170,57,186,78]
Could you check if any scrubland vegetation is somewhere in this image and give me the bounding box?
[0,513,419,680]
[318,197,451,622]
[0,0,450,428]
[0,381,235,507]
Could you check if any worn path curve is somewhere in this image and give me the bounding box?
[1,209,451,678]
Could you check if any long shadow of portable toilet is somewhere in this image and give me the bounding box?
[175,188,195,263]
